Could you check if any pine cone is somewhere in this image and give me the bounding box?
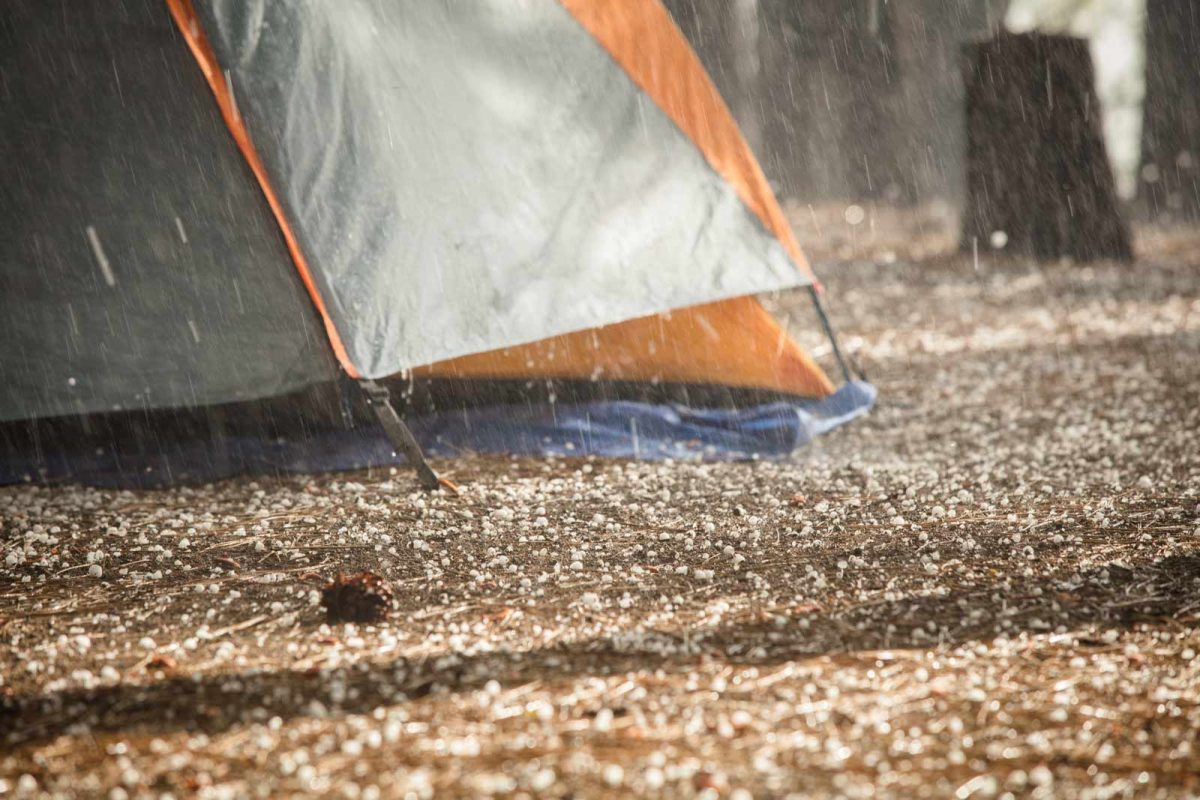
[320,572,394,623]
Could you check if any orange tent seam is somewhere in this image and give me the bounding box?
[165,0,360,378]
[557,0,819,289]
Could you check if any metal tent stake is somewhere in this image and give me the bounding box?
[359,379,441,490]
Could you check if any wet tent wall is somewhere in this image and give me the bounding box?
[190,0,812,378]
[0,0,873,486]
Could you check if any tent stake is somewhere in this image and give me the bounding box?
[807,286,858,384]
[359,380,442,490]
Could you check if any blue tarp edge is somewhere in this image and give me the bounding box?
[1,382,875,488]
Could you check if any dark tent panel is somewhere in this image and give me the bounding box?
[0,0,336,423]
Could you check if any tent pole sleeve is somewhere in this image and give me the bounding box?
[359,380,441,490]
[806,286,857,384]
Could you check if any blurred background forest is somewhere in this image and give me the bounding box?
[663,0,1198,243]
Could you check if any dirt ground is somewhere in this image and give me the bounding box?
[2,219,1199,799]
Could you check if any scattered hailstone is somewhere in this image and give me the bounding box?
[529,769,556,792]
[1029,766,1054,786]
[88,564,103,578]
[989,230,1009,249]
[579,592,601,610]
[843,204,866,226]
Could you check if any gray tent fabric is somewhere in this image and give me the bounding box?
[0,0,336,422]
[198,0,809,379]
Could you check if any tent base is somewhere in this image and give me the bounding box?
[0,383,873,489]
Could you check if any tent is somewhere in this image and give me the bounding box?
[0,0,874,488]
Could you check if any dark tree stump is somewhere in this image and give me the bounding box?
[961,33,1132,262]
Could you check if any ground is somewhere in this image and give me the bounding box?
[2,219,1199,799]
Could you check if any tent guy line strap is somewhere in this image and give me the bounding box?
[806,286,857,385]
[359,380,442,490]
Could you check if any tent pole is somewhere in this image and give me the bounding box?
[359,379,442,490]
[806,286,857,384]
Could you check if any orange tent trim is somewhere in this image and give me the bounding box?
[419,297,835,398]
[165,0,360,378]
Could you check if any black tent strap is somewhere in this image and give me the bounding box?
[806,285,860,384]
[359,379,441,490]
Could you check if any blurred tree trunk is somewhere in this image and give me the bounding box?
[961,33,1133,261]
[886,0,1009,205]
[668,0,1008,205]
[662,0,763,156]
[756,1,895,200]
[728,0,762,155]
[756,0,1007,204]
[1139,0,1200,222]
